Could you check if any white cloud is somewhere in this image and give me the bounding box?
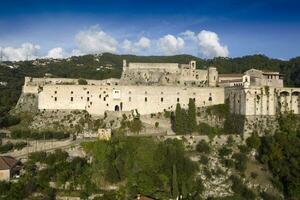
[121,37,151,53]
[197,30,229,58]
[46,47,65,59]
[181,30,197,41]
[157,34,184,55]
[135,37,151,50]
[74,25,118,54]
[0,43,40,61]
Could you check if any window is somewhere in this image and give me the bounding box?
[87,91,89,94]
[161,92,164,94]
[54,91,57,94]
[193,98,196,102]
[177,98,180,102]
[145,97,147,102]
[161,97,164,102]
[90,102,92,105]
[129,91,131,94]
[87,97,89,101]
[71,97,73,102]
[71,91,73,94]
[145,91,147,94]
[99,95,101,98]
[104,97,106,101]
[54,97,57,101]
[129,97,131,102]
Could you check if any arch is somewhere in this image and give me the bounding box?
[280,91,290,96]
[114,105,120,111]
[292,91,300,96]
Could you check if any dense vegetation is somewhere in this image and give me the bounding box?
[82,136,202,199]
[258,113,300,199]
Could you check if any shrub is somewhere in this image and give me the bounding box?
[196,140,211,154]
[246,133,261,149]
[233,152,248,172]
[78,78,88,85]
[14,142,27,150]
[199,155,209,165]
[218,146,232,158]
[0,142,13,153]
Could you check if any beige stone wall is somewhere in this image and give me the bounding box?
[0,169,10,181]
[228,86,300,116]
[38,85,225,115]
[127,62,180,73]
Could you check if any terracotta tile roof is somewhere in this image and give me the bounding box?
[0,156,18,170]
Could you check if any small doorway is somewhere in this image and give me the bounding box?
[114,105,120,111]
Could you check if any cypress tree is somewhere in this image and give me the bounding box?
[172,164,179,198]
[188,98,197,133]
[175,103,183,134]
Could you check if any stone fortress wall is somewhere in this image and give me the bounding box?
[121,60,218,87]
[20,60,300,116]
[38,85,224,115]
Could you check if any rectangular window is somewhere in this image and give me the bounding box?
[71,97,73,102]
[177,98,180,102]
[145,97,147,102]
[54,91,57,94]
[54,97,57,101]
[87,97,90,101]
[161,97,164,102]
[129,97,131,102]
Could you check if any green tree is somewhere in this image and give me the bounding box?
[172,164,179,198]
[246,133,261,150]
[175,103,184,134]
[187,98,197,133]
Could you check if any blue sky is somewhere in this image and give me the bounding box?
[0,0,300,60]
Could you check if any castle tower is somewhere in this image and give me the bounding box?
[208,67,218,87]
[123,59,127,71]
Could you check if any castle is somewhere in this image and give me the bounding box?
[21,60,300,116]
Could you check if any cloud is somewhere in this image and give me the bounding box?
[197,30,229,58]
[0,43,40,61]
[121,37,151,53]
[157,34,184,55]
[135,37,151,50]
[46,47,65,59]
[74,25,118,54]
[181,30,229,58]
[181,30,197,41]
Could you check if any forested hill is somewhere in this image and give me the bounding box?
[1,53,300,113]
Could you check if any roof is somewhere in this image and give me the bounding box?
[219,74,243,77]
[0,156,18,170]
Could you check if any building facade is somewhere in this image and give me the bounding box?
[20,61,300,116]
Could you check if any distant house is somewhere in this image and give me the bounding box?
[0,156,21,181]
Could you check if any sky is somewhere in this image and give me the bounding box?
[0,0,300,61]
